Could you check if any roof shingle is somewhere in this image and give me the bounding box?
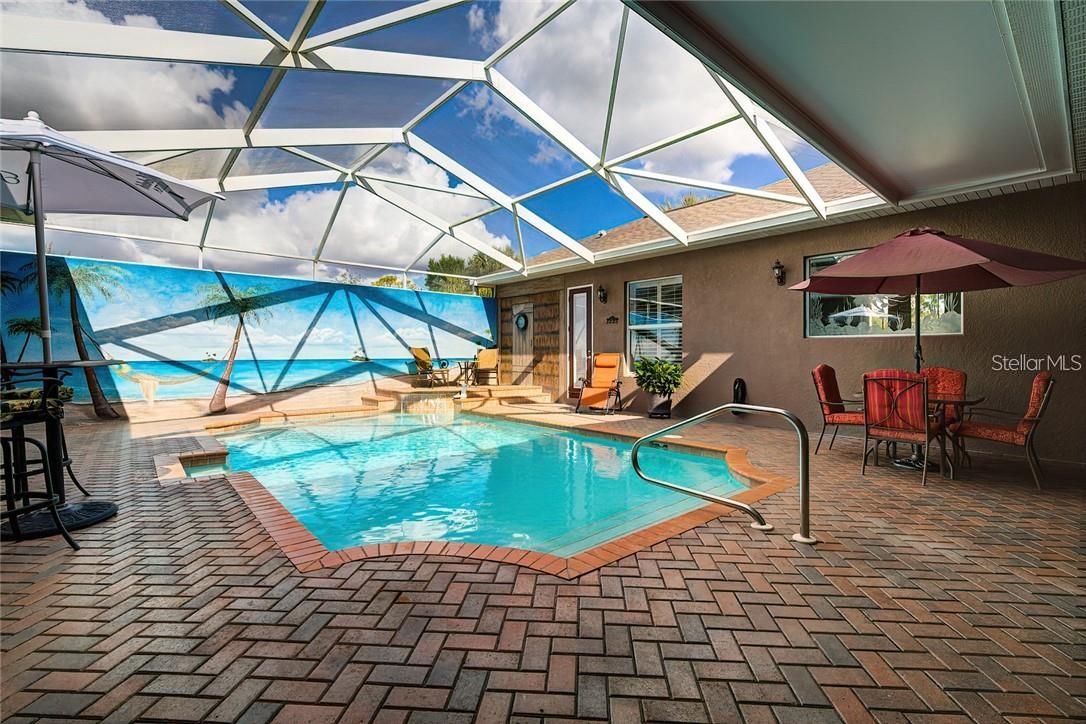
[528,163,869,267]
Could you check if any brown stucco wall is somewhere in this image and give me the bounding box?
[497,183,1086,464]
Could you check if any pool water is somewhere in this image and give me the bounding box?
[219,413,747,557]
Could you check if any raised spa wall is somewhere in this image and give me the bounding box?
[494,183,1086,465]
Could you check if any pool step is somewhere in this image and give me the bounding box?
[367,385,552,410]
[359,395,400,412]
[465,385,548,399]
[462,385,552,405]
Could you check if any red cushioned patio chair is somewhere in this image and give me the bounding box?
[862,369,947,487]
[921,366,967,471]
[951,372,1054,489]
[811,363,864,454]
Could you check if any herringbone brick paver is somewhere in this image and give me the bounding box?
[1,413,1083,723]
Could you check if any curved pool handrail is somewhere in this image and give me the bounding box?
[630,403,816,545]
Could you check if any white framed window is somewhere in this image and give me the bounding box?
[804,250,963,338]
[627,275,682,364]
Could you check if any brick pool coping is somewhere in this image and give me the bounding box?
[213,409,795,578]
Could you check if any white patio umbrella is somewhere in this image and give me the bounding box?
[0,111,221,362]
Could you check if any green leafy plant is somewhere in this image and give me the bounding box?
[632,357,683,396]
[425,246,520,295]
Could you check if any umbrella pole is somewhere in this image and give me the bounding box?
[913,274,922,372]
[29,147,52,364]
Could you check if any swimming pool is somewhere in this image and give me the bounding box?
[217,413,748,558]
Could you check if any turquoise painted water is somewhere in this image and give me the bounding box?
[75,358,447,404]
[217,413,747,557]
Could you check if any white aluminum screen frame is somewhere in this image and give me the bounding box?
[0,0,877,286]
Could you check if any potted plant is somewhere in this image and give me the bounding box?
[632,356,683,419]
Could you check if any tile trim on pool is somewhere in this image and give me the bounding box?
[220,413,794,579]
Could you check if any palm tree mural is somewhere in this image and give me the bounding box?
[199,282,275,414]
[20,259,131,419]
[1,269,20,296]
[5,317,43,362]
[1,269,21,363]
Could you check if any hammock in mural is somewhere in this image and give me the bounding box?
[113,361,218,405]
[87,335,220,405]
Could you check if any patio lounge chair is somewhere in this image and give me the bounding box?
[409,347,449,387]
[473,348,498,385]
[950,372,1053,489]
[862,369,947,487]
[811,363,863,453]
[575,353,623,414]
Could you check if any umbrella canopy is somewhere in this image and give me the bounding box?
[791,227,1086,370]
[1,112,220,219]
[791,227,1086,295]
[1,111,222,363]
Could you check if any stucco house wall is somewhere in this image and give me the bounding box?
[496,183,1086,464]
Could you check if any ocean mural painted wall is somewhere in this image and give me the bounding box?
[0,251,497,418]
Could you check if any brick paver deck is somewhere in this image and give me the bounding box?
[1,406,1082,722]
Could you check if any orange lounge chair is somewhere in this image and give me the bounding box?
[575,353,623,414]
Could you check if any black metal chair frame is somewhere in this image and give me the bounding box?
[2,369,88,495]
[1,380,80,550]
[574,378,623,414]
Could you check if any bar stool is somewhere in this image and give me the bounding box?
[1,386,79,549]
[3,369,88,496]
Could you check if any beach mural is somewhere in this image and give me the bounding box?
[0,251,497,418]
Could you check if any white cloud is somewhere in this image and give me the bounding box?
[308,327,346,344]
[0,0,250,131]
[470,1,554,53]
[245,327,292,346]
[0,222,199,268]
[466,5,491,45]
[194,147,514,272]
[477,0,771,186]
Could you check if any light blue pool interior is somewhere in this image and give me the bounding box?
[216,413,748,558]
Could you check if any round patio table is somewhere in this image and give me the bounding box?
[850,391,985,472]
[457,360,477,386]
[1,360,124,540]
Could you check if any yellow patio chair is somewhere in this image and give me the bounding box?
[409,347,449,387]
[473,348,498,385]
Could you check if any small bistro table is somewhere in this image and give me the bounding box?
[457,360,477,386]
[1,360,125,539]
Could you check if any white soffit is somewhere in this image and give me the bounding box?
[630,0,1076,204]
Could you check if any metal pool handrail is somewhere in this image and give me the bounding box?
[630,403,816,545]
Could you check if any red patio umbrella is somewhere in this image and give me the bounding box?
[790,227,1086,371]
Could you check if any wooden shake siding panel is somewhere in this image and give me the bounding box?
[499,291,561,397]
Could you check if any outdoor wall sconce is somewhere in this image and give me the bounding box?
[772,259,786,286]
[597,284,608,303]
